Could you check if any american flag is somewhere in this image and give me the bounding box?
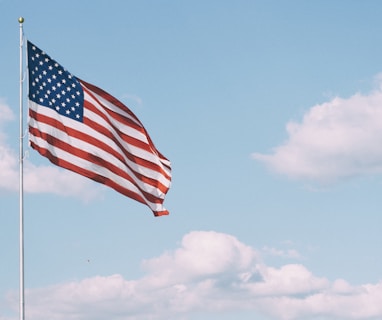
[27,41,172,216]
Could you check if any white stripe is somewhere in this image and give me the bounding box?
[29,134,167,212]
[84,88,150,144]
[29,113,170,197]
[29,115,170,190]
[81,81,143,127]
[84,96,169,169]
[84,87,171,172]
[30,100,171,179]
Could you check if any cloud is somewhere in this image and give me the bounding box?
[252,76,382,183]
[142,231,258,283]
[2,231,382,320]
[121,93,143,106]
[261,246,301,259]
[23,161,101,200]
[0,99,100,200]
[0,99,14,124]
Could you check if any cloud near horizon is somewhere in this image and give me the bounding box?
[2,231,382,320]
[0,100,100,200]
[252,76,382,183]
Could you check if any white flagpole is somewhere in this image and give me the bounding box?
[18,16,25,320]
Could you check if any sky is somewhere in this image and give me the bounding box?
[1,1,382,319]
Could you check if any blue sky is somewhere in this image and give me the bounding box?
[1,1,382,319]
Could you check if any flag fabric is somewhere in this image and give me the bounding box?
[27,41,171,216]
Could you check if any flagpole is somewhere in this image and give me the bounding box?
[18,16,25,320]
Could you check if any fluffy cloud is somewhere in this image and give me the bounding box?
[2,231,382,320]
[252,78,382,183]
[142,231,257,283]
[0,100,100,200]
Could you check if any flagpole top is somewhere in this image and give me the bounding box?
[18,17,24,24]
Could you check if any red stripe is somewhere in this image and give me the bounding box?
[80,80,171,166]
[29,109,170,192]
[84,87,147,135]
[29,125,169,204]
[83,99,151,153]
[82,99,171,180]
[80,79,143,124]
[29,140,168,216]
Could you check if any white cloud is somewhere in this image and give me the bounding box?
[252,76,382,183]
[261,246,301,259]
[23,161,101,200]
[2,230,382,320]
[121,93,143,106]
[142,231,258,283]
[0,99,100,200]
[0,100,18,189]
[0,99,14,124]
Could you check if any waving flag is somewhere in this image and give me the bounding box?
[27,41,171,216]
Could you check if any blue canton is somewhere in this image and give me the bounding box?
[28,41,84,122]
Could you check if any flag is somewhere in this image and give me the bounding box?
[27,41,171,216]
